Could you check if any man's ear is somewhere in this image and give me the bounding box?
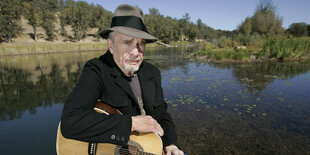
[107,39,114,54]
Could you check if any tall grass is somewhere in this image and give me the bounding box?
[261,36,310,59]
[0,42,107,55]
[194,36,310,61]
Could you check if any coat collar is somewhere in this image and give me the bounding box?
[99,50,155,111]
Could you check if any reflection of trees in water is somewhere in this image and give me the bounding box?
[146,59,191,74]
[145,47,190,74]
[210,61,310,92]
[0,62,82,121]
[2,51,310,122]
[0,54,192,121]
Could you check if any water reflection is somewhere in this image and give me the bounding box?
[0,52,97,120]
[0,49,310,154]
[161,60,310,154]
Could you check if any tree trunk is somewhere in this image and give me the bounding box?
[33,25,38,41]
[5,36,11,43]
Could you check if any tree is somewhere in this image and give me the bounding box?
[256,0,275,14]
[254,0,284,35]
[287,22,308,37]
[179,13,197,41]
[197,19,204,30]
[185,23,198,41]
[149,8,160,16]
[70,1,91,41]
[179,13,191,28]
[22,1,41,41]
[59,0,68,37]
[238,17,252,34]
[38,0,57,41]
[90,4,112,39]
[238,0,284,36]
[0,0,22,43]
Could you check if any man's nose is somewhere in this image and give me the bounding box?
[130,46,140,56]
[130,43,143,55]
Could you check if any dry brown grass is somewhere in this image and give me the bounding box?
[0,16,107,55]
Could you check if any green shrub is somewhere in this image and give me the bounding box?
[233,48,252,60]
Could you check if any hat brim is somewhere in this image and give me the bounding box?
[99,26,157,43]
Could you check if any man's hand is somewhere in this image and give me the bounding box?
[131,115,164,136]
[165,145,184,155]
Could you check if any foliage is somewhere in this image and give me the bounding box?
[39,0,58,41]
[59,0,67,37]
[22,0,41,41]
[218,37,239,48]
[145,12,181,43]
[71,1,91,41]
[234,32,264,48]
[238,0,284,36]
[0,0,22,43]
[287,22,308,37]
[89,4,112,39]
[261,36,310,59]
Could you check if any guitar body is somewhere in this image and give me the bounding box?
[56,101,164,155]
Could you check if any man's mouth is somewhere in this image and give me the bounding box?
[127,59,141,65]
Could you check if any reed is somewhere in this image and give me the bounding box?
[0,42,107,55]
[261,36,310,59]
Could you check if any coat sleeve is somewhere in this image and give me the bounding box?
[60,59,131,146]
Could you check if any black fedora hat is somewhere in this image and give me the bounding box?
[99,4,157,43]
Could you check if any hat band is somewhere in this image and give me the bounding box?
[111,16,148,33]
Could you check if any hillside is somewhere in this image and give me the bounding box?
[1,15,106,46]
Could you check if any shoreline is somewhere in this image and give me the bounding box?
[1,42,309,63]
[0,42,108,56]
[0,49,105,57]
[0,41,173,56]
[194,55,310,63]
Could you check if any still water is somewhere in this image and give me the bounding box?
[0,48,310,154]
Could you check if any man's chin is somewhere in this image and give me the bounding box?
[124,65,140,73]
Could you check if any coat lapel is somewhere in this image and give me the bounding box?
[113,73,137,103]
[138,64,155,114]
[100,51,137,103]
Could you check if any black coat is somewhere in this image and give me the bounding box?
[61,50,178,147]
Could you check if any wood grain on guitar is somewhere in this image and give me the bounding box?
[56,100,165,155]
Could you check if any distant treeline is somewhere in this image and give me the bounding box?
[0,0,309,44]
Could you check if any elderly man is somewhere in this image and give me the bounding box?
[61,4,183,155]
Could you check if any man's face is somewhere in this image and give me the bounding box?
[108,32,146,76]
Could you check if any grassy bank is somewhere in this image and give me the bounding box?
[0,41,171,55]
[194,36,310,61]
[0,42,107,55]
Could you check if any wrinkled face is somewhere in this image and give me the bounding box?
[108,32,146,77]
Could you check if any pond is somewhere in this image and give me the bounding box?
[0,47,310,154]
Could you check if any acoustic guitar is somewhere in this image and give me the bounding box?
[56,100,165,155]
